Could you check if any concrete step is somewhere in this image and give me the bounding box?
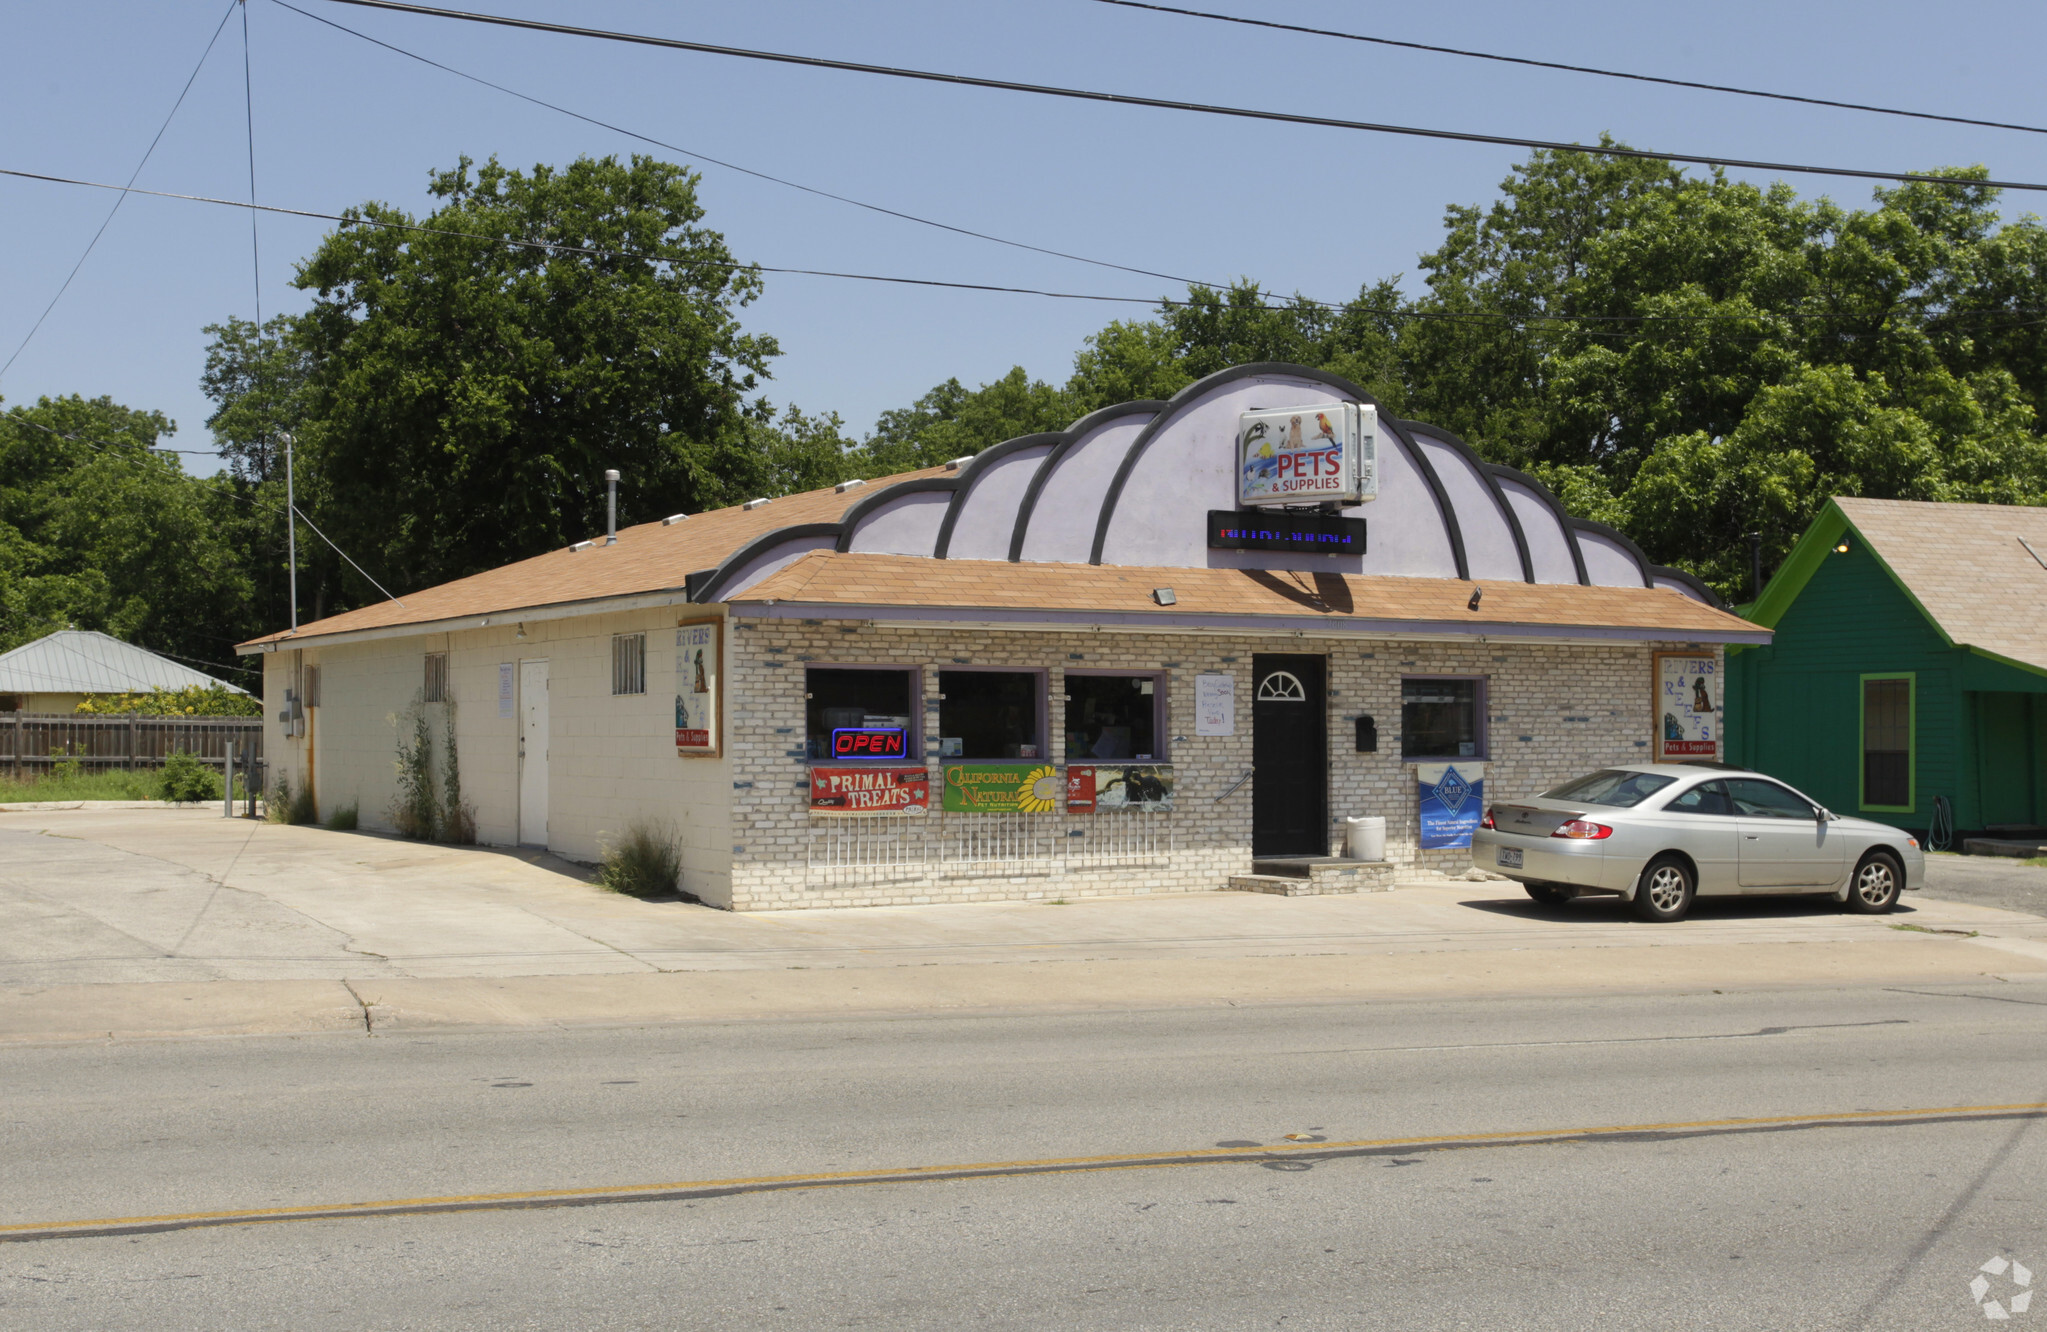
[1228,860,1395,896]
[1963,838,2047,859]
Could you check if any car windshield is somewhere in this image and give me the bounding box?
[1539,770,1678,808]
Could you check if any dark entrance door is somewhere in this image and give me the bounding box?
[1252,654,1327,856]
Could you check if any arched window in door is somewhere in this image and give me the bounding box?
[1256,670,1306,702]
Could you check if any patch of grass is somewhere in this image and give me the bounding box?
[0,768,160,802]
[1891,922,1980,937]
[2022,856,2047,869]
[597,821,683,900]
[324,801,359,832]
[265,775,318,825]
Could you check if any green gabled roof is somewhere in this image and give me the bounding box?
[1742,498,2047,678]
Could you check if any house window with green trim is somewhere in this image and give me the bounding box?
[1861,675,1913,810]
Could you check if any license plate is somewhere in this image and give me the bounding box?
[1497,847,1524,869]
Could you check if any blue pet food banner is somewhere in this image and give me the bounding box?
[1416,762,1486,850]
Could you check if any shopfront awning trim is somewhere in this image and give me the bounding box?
[728,599,1771,645]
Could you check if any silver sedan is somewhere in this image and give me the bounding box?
[1470,763,1925,922]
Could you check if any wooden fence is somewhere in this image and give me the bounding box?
[1,714,264,779]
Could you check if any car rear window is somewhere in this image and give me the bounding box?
[1539,770,1678,808]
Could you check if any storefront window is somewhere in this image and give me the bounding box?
[1065,674,1160,761]
[805,667,915,761]
[938,670,1042,760]
[1401,676,1485,759]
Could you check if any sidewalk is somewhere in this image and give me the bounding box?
[3,807,2044,1041]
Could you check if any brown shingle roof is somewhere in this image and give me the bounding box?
[1837,497,2047,671]
[735,551,1761,640]
[235,466,951,649]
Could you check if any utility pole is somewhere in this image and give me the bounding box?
[283,431,298,630]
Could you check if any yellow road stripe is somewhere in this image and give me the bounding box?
[4,1101,2042,1241]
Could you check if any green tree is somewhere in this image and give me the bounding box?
[0,395,258,679]
[852,366,1078,475]
[293,153,781,595]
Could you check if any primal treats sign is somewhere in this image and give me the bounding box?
[941,763,1061,813]
[1237,402,1376,507]
[1653,651,1720,761]
[810,766,930,814]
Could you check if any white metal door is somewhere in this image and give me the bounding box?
[518,659,549,847]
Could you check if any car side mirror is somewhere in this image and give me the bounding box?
[1816,807,1834,822]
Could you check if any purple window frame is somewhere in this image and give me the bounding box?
[1061,668,1169,763]
[935,665,1050,763]
[1399,674,1489,761]
[804,663,922,764]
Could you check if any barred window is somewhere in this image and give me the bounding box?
[423,653,448,703]
[612,633,647,696]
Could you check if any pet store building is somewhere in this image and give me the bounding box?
[238,363,1764,910]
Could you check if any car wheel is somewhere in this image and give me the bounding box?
[1845,851,1903,914]
[1525,882,1576,907]
[1631,855,1695,923]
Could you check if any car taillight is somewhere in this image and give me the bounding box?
[1481,807,1496,830]
[1551,819,1613,840]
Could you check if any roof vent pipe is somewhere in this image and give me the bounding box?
[605,469,620,545]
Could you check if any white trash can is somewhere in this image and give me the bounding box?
[1343,815,1385,862]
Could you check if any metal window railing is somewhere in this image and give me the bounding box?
[612,634,647,696]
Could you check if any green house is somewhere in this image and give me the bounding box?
[1726,497,2047,836]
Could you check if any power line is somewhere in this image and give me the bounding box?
[0,1,239,386]
[11,164,2047,328]
[1090,0,2047,137]
[315,0,2047,194]
[3,411,405,608]
[0,165,1176,306]
[265,0,1217,291]
[241,0,264,325]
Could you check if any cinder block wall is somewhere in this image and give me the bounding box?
[725,617,1718,910]
[257,609,735,905]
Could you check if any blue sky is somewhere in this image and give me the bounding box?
[4,0,2045,473]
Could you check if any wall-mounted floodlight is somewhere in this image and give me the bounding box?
[1834,538,1851,554]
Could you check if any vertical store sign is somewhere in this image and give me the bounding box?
[675,618,722,756]
[1194,673,1235,736]
[1653,651,1720,761]
[1416,762,1485,850]
[1237,402,1376,508]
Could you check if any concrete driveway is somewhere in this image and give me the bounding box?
[4,807,2046,1041]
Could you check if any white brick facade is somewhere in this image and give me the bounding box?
[724,617,1721,911]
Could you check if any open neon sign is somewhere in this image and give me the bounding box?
[832,727,909,759]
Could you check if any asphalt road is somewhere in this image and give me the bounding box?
[1921,853,2047,917]
[4,983,2044,1329]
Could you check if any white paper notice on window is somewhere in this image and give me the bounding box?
[498,663,515,719]
[1195,673,1235,736]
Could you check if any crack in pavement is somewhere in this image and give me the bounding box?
[339,980,375,1036]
